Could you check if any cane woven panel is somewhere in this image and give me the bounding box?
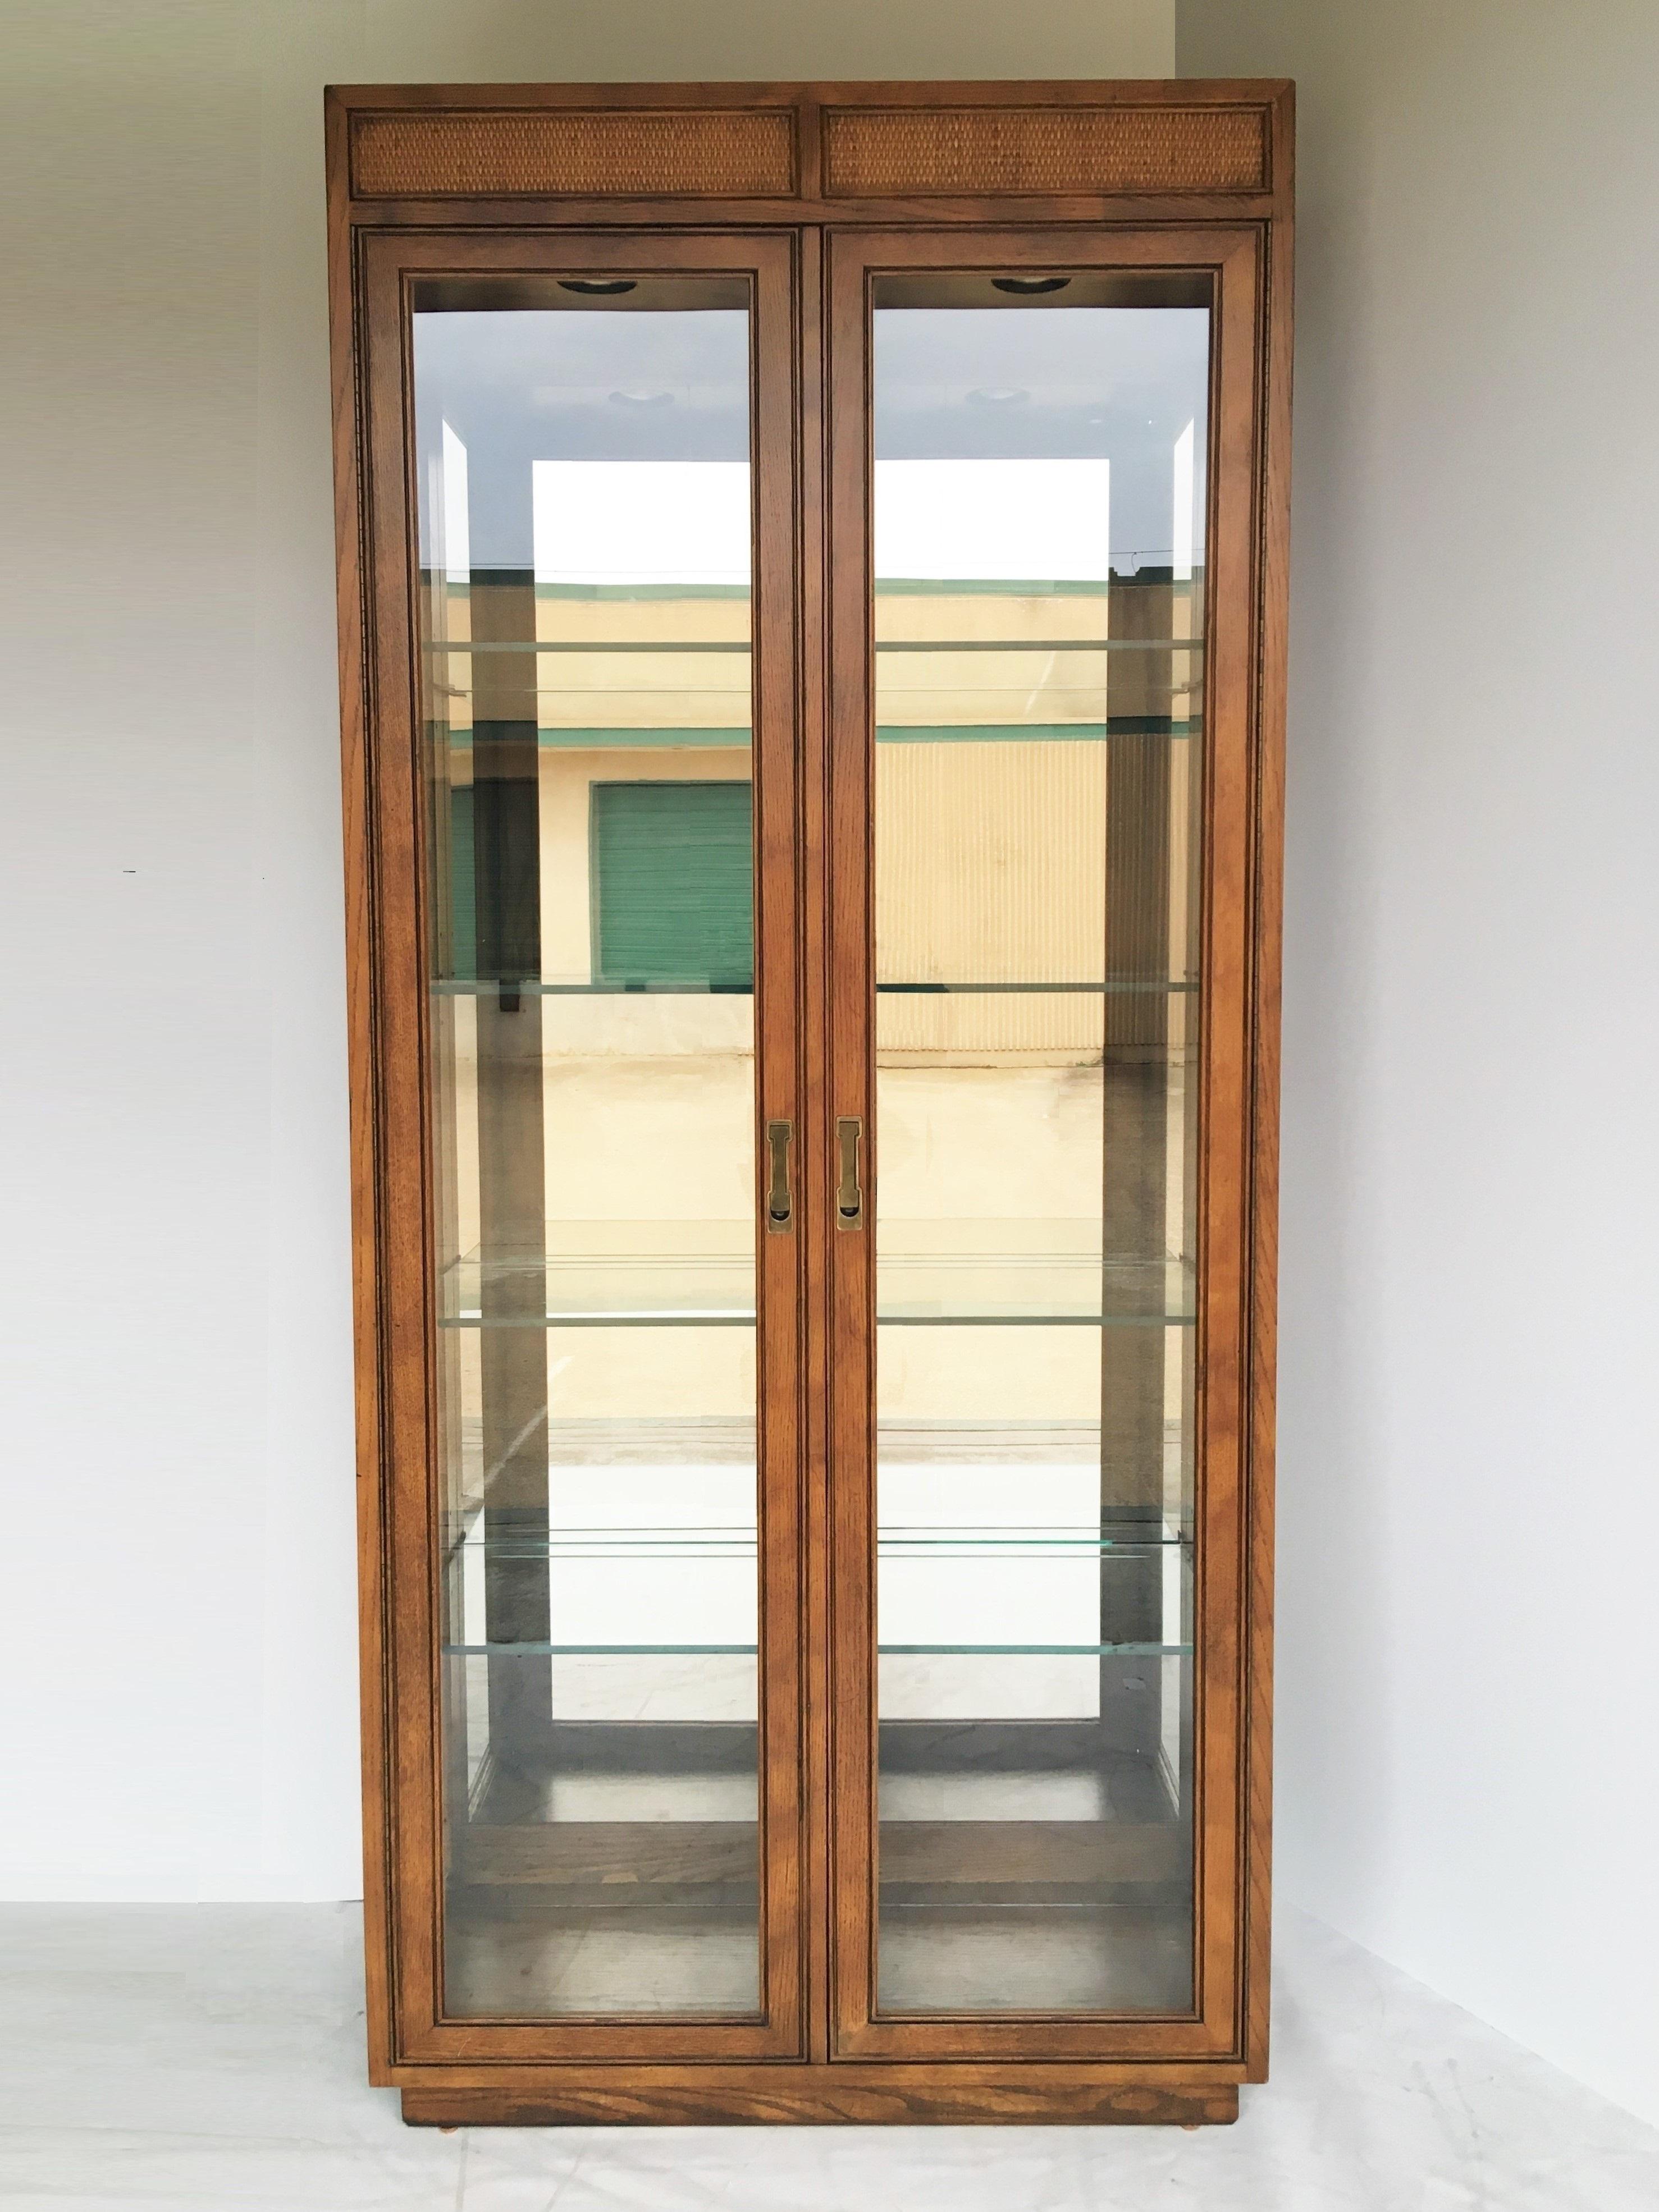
[822,105,1267,196]
[350,108,797,198]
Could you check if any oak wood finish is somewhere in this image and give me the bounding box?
[401,2073,1240,2127]
[353,227,805,2072]
[824,221,1269,2071]
[327,77,1292,2127]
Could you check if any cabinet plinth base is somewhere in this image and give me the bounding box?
[399,2073,1241,2128]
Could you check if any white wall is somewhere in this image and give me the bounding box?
[1178,0,1659,2127]
[15,0,1652,2133]
[0,0,1173,1904]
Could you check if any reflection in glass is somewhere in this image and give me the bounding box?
[413,281,762,2016]
[871,282,1208,2014]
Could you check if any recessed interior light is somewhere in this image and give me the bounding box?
[990,275,1072,296]
[608,387,675,409]
[559,277,638,296]
[966,386,1030,407]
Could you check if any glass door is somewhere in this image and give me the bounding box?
[826,231,1263,2059]
[362,235,803,2060]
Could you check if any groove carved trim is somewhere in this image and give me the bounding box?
[349,108,797,199]
[822,105,1267,197]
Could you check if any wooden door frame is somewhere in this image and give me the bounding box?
[823,223,1278,2068]
[344,224,808,2069]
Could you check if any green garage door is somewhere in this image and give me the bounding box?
[591,780,755,988]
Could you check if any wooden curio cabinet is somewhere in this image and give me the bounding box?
[326,78,1291,2128]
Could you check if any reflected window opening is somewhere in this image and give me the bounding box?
[413,282,764,2021]
[869,278,1208,2017]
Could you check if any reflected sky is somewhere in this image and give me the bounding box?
[414,301,1208,575]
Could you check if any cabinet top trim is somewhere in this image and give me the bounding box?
[349,105,798,201]
[332,82,1290,210]
[820,104,1266,199]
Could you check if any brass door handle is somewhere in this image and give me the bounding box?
[835,1117,864,1230]
[765,1119,793,1233]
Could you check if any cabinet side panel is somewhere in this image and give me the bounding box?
[1244,82,1294,2084]
[326,91,396,2085]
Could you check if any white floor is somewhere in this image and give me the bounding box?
[1,1903,1655,2210]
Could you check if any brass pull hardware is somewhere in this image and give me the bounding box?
[765,1119,793,1233]
[835,1117,864,1230]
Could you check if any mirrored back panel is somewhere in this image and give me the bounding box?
[867,273,1209,2016]
[412,276,765,2018]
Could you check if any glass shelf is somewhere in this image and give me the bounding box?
[441,1227,751,1328]
[875,979,1195,995]
[879,1528,1191,1555]
[431,978,755,996]
[442,1312,756,1328]
[448,1526,1191,1560]
[430,977,1195,996]
[439,1235,1194,1330]
[419,638,1199,654]
[870,690,1187,708]
[422,639,752,654]
[878,1240,1192,1326]
[874,1315,1191,1328]
[428,691,752,711]
[444,1640,1192,1659]
[875,638,1202,655]
[445,1641,757,1657]
[426,709,1191,735]
[879,1642,1190,1657]
[441,1315,1191,1329]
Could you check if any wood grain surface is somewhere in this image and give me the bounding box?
[326,76,1292,2124]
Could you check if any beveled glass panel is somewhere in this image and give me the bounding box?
[870,277,1208,2015]
[413,279,762,2016]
